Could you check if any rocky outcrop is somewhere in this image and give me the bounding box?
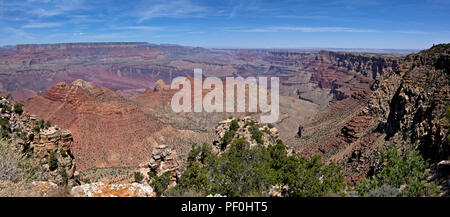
[0,96,78,186]
[295,44,449,184]
[30,127,77,186]
[153,80,170,91]
[369,44,450,161]
[339,44,450,181]
[213,116,283,152]
[71,182,155,197]
[149,144,181,180]
[341,44,449,182]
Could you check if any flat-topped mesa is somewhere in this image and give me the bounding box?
[8,42,154,65]
[317,50,401,78]
[15,42,150,52]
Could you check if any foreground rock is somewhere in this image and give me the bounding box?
[148,144,181,186]
[71,182,155,197]
[0,96,78,186]
[213,116,282,151]
[30,127,77,186]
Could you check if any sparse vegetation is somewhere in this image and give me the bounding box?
[3,105,12,113]
[133,171,144,183]
[221,130,235,150]
[33,120,51,133]
[13,103,23,115]
[355,145,439,197]
[249,125,264,144]
[171,139,346,197]
[0,180,40,197]
[45,121,51,129]
[0,140,38,182]
[229,119,240,131]
[445,105,450,146]
[281,155,345,197]
[60,149,67,158]
[148,170,171,196]
[61,169,68,186]
[48,151,58,171]
[0,118,10,139]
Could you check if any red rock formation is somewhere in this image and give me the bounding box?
[23,79,165,171]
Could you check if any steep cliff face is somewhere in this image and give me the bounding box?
[369,44,450,162]
[318,51,400,79]
[310,51,400,102]
[293,44,449,183]
[263,50,401,107]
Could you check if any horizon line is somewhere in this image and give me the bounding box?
[0,41,428,52]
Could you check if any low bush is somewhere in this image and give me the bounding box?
[13,103,23,115]
[48,151,58,171]
[356,145,439,197]
[173,139,346,197]
[149,171,171,196]
[0,140,38,182]
[133,171,144,183]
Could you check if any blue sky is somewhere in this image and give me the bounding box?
[0,0,449,49]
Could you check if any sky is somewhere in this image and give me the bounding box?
[0,0,449,49]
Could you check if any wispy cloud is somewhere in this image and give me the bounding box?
[72,32,86,36]
[138,0,206,22]
[394,30,430,35]
[228,26,381,33]
[29,8,64,17]
[22,22,64,28]
[117,26,163,31]
[28,0,87,17]
[273,15,331,20]
[228,0,243,18]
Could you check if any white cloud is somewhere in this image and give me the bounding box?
[394,30,430,35]
[28,0,87,17]
[72,32,86,36]
[138,0,206,22]
[29,8,63,17]
[117,26,163,31]
[22,22,63,28]
[228,26,381,33]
